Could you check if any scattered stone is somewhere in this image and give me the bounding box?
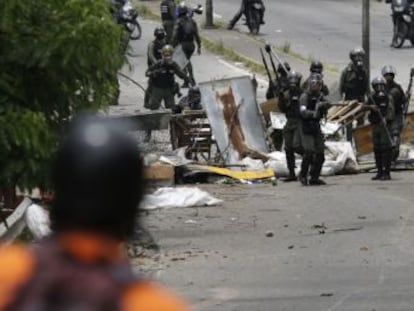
[288,245,294,249]
[265,231,274,237]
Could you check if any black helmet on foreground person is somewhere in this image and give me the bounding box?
[177,2,188,17]
[288,71,302,87]
[50,113,145,239]
[277,62,291,76]
[310,61,323,74]
[308,72,323,93]
[349,47,365,68]
[154,26,166,40]
[381,65,397,77]
[349,47,365,60]
[371,76,387,93]
[161,44,174,62]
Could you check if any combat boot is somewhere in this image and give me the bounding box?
[309,178,326,186]
[300,154,312,186]
[381,149,392,181]
[372,150,383,180]
[309,153,325,185]
[283,152,297,182]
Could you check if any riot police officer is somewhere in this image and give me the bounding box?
[302,61,329,96]
[366,77,396,180]
[174,86,203,113]
[145,45,193,141]
[299,73,330,186]
[339,47,369,141]
[227,0,265,30]
[381,65,408,160]
[278,71,303,181]
[266,62,291,100]
[145,27,167,107]
[148,27,167,67]
[160,0,176,43]
[172,3,201,87]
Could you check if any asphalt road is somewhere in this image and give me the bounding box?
[211,0,414,89]
[119,14,414,311]
[117,18,268,110]
[139,172,414,311]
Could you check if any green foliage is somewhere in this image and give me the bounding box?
[0,0,126,190]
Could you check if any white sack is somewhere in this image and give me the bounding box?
[25,204,51,240]
[141,187,223,210]
[240,157,265,171]
[265,142,358,177]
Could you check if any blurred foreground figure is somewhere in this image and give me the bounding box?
[0,115,189,311]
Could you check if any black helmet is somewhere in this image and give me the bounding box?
[349,47,365,60]
[161,44,174,61]
[277,62,291,76]
[50,114,145,239]
[187,87,202,110]
[381,65,396,77]
[310,61,323,74]
[154,26,166,39]
[288,71,302,87]
[308,73,323,93]
[177,2,188,17]
[371,76,386,93]
[188,86,201,99]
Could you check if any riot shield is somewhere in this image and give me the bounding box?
[172,44,189,70]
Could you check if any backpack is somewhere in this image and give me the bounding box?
[4,239,138,311]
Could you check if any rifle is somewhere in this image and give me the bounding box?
[259,48,274,85]
[264,43,289,74]
[264,44,279,81]
[404,67,414,116]
[367,94,395,147]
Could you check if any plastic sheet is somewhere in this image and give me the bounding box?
[141,187,222,210]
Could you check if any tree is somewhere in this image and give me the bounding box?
[0,0,126,205]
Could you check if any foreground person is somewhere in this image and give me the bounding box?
[0,115,190,311]
[366,77,396,181]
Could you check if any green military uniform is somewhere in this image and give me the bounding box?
[302,78,329,96]
[278,88,303,180]
[145,37,166,107]
[385,80,407,160]
[145,60,190,110]
[172,15,201,86]
[299,91,329,186]
[160,0,176,43]
[366,92,395,180]
[339,62,369,141]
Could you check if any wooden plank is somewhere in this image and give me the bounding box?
[328,101,360,121]
[353,112,414,156]
[401,112,414,143]
[353,124,374,156]
[260,98,279,124]
[144,164,175,181]
[337,105,364,124]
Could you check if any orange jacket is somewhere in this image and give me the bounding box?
[0,233,189,311]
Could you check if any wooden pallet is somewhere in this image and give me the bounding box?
[353,111,414,156]
[170,110,214,161]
